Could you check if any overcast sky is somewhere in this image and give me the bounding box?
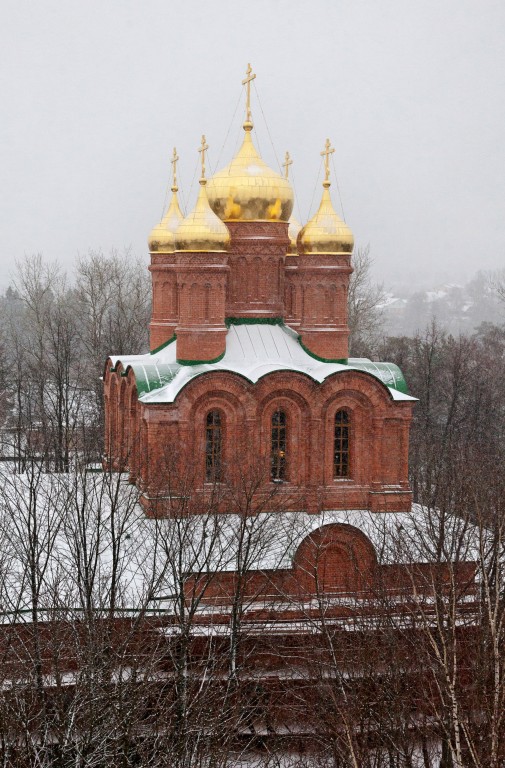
[1,0,504,291]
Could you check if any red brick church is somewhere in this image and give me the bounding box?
[104,68,416,527]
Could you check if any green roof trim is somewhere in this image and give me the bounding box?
[150,334,176,356]
[177,350,226,366]
[225,317,284,327]
[296,338,408,394]
[297,337,347,365]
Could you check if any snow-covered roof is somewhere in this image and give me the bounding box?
[153,505,480,574]
[0,467,480,622]
[109,322,416,404]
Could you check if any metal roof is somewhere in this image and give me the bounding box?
[110,322,416,404]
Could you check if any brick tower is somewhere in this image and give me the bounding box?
[147,148,184,352]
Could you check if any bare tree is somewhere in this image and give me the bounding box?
[487,267,505,307]
[347,245,385,357]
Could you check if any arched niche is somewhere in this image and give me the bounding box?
[293,523,378,595]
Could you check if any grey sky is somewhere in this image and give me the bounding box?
[1,0,504,291]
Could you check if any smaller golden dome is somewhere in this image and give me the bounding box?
[148,188,184,253]
[175,178,230,252]
[299,181,354,255]
[148,148,184,253]
[287,214,302,255]
[300,139,354,255]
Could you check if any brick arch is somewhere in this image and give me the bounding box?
[320,372,410,491]
[293,523,377,594]
[321,370,396,410]
[103,356,115,381]
[125,372,140,479]
[190,391,247,484]
[116,367,145,482]
[103,358,115,460]
[175,372,253,420]
[118,377,128,469]
[107,374,119,466]
[247,371,317,488]
[321,388,376,486]
[256,388,311,486]
[254,370,318,405]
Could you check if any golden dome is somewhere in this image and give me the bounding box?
[299,181,354,255]
[148,188,184,253]
[300,139,354,255]
[206,125,294,223]
[287,214,302,255]
[175,178,230,252]
[148,148,184,253]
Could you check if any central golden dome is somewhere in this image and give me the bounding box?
[206,124,294,223]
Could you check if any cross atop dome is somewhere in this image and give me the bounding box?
[198,134,209,183]
[170,147,179,192]
[321,138,335,185]
[282,151,293,180]
[242,63,256,130]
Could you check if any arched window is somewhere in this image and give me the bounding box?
[271,410,287,481]
[205,410,222,482]
[334,410,350,478]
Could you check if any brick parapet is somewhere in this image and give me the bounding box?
[175,252,229,361]
[296,254,352,360]
[149,254,178,351]
[226,221,289,318]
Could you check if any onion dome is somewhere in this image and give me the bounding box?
[175,136,230,252]
[299,139,354,255]
[148,148,184,253]
[207,125,294,222]
[207,64,293,222]
[148,189,184,253]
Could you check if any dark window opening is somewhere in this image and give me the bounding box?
[271,410,287,481]
[334,409,350,478]
[205,410,222,482]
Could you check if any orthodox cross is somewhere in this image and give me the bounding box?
[282,151,293,180]
[198,135,209,180]
[171,147,179,190]
[242,63,256,123]
[321,138,335,182]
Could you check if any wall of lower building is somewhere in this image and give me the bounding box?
[104,365,413,515]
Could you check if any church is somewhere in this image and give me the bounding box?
[100,74,481,763]
[104,66,416,529]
